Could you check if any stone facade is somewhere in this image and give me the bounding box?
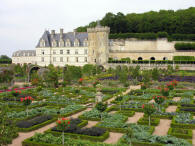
[12,24,195,66]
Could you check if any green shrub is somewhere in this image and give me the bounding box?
[175,43,195,50]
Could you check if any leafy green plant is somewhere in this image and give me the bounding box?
[142,104,156,126]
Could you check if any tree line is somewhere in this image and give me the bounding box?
[76,7,195,34]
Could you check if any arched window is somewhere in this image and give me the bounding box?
[138,57,143,60]
[163,57,168,60]
[150,57,155,61]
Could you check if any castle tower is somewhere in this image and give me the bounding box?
[87,22,110,65]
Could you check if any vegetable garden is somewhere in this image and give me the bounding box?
[1,64,195,146]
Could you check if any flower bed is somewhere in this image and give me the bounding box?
[168,128,192,139]
[22,133,111,146]
[79,108,110,121]
[16,115,56,132]
[96,114,128,132]
[45,118,109,142]
[137,117,160,126]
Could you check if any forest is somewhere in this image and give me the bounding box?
[76,7,195,35]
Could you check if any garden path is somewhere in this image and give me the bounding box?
[83,121,98,128]
[104,132,124,144]
[9,108,91,146]
[193,130,195,146]
[153,119,171,136]
[105,85,140,105]
[172,97,181,102]
[149,99,155,103]
[165,106,177,112]
[109,111,117,114]
[126,112,144,123]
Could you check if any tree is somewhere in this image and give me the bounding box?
[151,68,160,81]
[142,104,156,126]
[56,118,70,146]
[82,64,94,76]
[95,102,107,120]
[153,96,166,112]
[44,65,58,87]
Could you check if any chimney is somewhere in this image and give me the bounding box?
[73,29,77,37]
[51,30,55,38]
[60,28,63,39]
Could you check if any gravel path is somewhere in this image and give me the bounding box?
[153,119,171,136]
[83,121,98,128]
[126,112,144,123]
[104,132,123,144]
[165,106,177,112]
[172,97,181,102]
[9,108,91,146]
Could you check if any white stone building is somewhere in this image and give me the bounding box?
[12,24,195,67]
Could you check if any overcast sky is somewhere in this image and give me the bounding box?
[0,0,194,57]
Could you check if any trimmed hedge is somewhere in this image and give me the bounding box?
[173,56,195,61]
[168,128,192,139]
[45,129,109,142]
[175,43,195,50]
[137,117,160,126]
[109,33,158,40]
[171,118,195,129]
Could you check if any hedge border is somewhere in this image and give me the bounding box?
[171,118,195,129]
[137,117,160,126]
[167,128,192,139]
[45,129,109,142]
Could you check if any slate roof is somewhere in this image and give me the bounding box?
[36,30,88,48]
[12,50,36,57]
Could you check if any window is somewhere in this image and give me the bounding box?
[84,49,88,55]
[94,59,96,63]
[41,50,44,55]
[93,50,94,55]
[75,49,78,54]
[52,41,57,47]
[85,57,87,62]
[67,50,70,54]
[76,57,78,62]
[40,40,45,47]
[41,57,44,62]
[53,57,56,62]
[60,50,63,54]
[67,57,69,62]
[84,41,88,47]
[53,50,56,54]
[59,40,64,47]
[60,57,63,62]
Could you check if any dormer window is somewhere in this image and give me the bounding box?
[83,39,88,47]
[59,39,64,47]
[52,40,57,47]
[40,39,45,47]
[66,39,71,47]
[74,39,79,47]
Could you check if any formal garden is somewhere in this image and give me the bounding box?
[1,63,195,146]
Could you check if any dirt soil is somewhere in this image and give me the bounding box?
[153,119,171,136]
[165,106,177,112]
[126,112,144,123]
[104,132,124,144]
